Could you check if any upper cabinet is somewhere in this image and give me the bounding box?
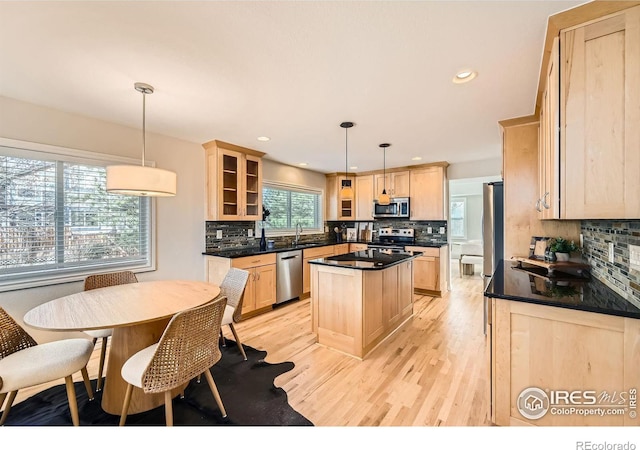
[409,165,448,220]
[355,174,374,221]
[326,174,356,221]
[560,5,640,219]
[374,170,410,198]
[203,140,265,221]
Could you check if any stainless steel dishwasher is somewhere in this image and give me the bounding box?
[276,249,303,304]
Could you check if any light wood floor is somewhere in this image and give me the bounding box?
[10,263,491,426]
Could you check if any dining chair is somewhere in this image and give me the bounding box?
[218,268,250,361]
[83,270,138,391]
[119,296,228,426]
[0,307,94,426]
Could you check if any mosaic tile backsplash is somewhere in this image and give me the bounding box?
[581,220,640,308]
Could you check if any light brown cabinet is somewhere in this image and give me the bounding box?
[490,298,640,426]
[560,5,640,219]
[374,170,410,198]
[204,253,276,318]
[302,245,335,296]
[325,174,355,221]
[355,174,374,220]
[405,245,449,296]
[409,166,447,220]
[349,243,368,252]
[203,140,264,221]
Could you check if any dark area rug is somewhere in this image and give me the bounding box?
[3,340,313,426]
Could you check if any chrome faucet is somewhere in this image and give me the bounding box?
[294,223,302,246]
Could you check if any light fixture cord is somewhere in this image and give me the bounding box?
[141,90,146,167]
[383,147,386,192]
[344,126,348,182]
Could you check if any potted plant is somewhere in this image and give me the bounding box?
[549,237,579,262]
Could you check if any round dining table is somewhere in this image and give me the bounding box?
[23,279,221,415]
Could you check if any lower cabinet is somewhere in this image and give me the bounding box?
[489,298,640,426]
[302,245,335,296]
[205,254,276,318]
[334,243,350,255]
[349,243,368,252]
[405,245,449,296]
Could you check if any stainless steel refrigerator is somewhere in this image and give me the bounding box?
[482,181,503,336]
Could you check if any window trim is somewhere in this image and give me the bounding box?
[257,180,324,237]
[449,196,467,240]
[0,137,157,292]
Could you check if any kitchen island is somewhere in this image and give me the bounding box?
[485,260,640,426]
[309,249,421,359]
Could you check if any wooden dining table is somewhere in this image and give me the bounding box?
[23,279,221,415]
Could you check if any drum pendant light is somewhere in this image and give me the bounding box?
[340,121,354,199]
[378,143,391,205]
[106,82,177,197]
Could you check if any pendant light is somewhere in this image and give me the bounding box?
[340,121,354,199]
[106,82,177,197]
[378,143,391,205]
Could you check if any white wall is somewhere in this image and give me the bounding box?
[447,157,502,180]
[0,96,206,341]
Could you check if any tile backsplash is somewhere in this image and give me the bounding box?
[581,220,640,308]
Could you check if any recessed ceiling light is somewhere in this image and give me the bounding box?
[257,136,270,142]
[298,162,308,167]
[350,166,358,170]
[453,70,477,84]
[411,156,422,161]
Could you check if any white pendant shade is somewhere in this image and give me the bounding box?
[106,165,177,197]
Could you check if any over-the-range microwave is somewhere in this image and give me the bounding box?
[373,197,410,218]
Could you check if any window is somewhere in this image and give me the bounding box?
[449,198,466,239]
[0,140,154,291]
[259,181,323,235]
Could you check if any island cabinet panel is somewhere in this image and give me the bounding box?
[561,5,640,219]
[363,271,384,348]
[491,299,640,426]
[302,245,335,297]
[382,266,400,328]
[397,260,413,316]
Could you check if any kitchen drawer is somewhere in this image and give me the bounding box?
[405,246,440,257]
[303,245,335,259]
[232,253,276,269]
[334,243,350,255]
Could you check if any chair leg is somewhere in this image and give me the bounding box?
[203,370,227,418]
[164,391,173,426]
[229,323,247,361]
[81,367,95,401]
[0,390,17,426]
[220,329,226,347]
[0,392,7,411]
[119,384,134,426]
[64,375,80,426]
[97,337,108,391]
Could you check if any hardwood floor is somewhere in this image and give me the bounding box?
[9,263,491,426]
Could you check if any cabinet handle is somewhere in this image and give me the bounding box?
[257,272,260,281]
[535,198,542,212]
[542,192,550,210]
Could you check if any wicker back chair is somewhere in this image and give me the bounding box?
[119,296,228,426]
[0,307,94,426]
[218,268,250,360]
[83,270,138,391]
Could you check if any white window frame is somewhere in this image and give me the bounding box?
[449,196,467,240]
[0,137,157,292]
[257,180,324,237]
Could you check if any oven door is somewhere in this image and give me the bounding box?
[373,201,399,217]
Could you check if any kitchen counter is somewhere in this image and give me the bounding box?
[485,259,640,320]
[308,249,422,270]
[203,240,446,258]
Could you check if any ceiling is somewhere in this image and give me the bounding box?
[0,1,584,174]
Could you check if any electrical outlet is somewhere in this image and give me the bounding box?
[439,227,446,234]
[427,227,433,233]
[216,230,222,239]
[580,233,584,248]
[608,242,615,263]
[325,226,329,233]
[248,229,253,237]
[630,244,640,271]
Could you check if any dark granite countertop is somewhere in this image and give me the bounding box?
[203,240,447,259]
[485,260,640,320]
[308,249,422,270]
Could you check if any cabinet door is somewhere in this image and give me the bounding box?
[541,36,560,219]
[397,260,413,315]
[382,265,399,326]
[413,256,438,291]
[561,6,640,219]
[349,243,368,252]
[391,171,410,197]
[337,176,355,220]
[409,166,445,220]
[243,154,262,220]
[254,264,276,309]
[218,149,243,220]
[374,174,390,198]
[334,243,349,255]
[241,269,257,314]
[325,175,338,221]
[355,175,374,220]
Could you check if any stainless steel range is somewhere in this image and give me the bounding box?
[367,228,415,251]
